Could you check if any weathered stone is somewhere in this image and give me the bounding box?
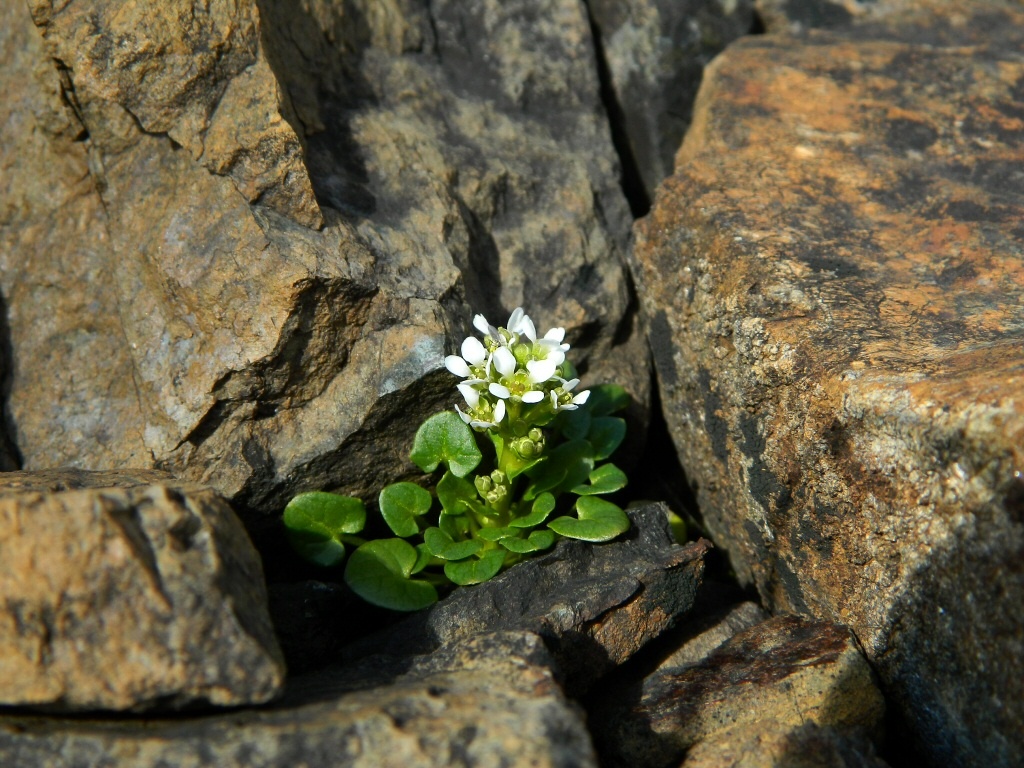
[344,504,710,695]
[593,616,885,768]
[0,470,284,711]
[682,721,891,768]
[655,599,766,673]
[630,15,1024,767]
[1,0,648,522]
[0,631,598,768]
[589,0,755,204]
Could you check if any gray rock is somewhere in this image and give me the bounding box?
[589,0,755,203]
[592,616,885,768]
[655,599,766,673]
[1,0,648,520]
[0,631,598,768]
[344,504,710,695]
[0,470,285,711]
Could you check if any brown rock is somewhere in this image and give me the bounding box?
[0,631,598,768]
[594,616,885,768]
[0,0,648,521]
[0,470,285,711]
[655,600,767,673]
[630,15,1024,767]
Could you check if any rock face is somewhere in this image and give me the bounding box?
[0,0,648,519]
[594,616,885,768]
[0,470,285,711]
[588,0,755,205]
[0,631,598,768]
[344,504,710,695]
[630,6,1024,766]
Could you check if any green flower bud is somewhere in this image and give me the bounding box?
[490,470,508,486]
[475,475,493,495]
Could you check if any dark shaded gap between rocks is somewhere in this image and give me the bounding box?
[583,0,652,219]
[0,292,22,470]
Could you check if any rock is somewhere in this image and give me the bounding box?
[0,631,598,768]
[0,470,285,711]
[593,616,885,768]
[682,721,891,768]
[654,599,766,673]
[588,0,755,205]
[344,504,711,695]
[630,13,1024,766]
[1,0,648,521]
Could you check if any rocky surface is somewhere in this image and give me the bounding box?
[630,4,1024,765]
[1,0,649,522]
[589,0,755,206]
[593,616,885,767]
[342,504,710,695]
[0,631,598,768]
[0,470,284,711]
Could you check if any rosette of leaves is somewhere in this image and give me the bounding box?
[283,384,630,611]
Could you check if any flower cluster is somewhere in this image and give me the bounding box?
[444,308,590,430]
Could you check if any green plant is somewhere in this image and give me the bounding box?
[283,308,630,611]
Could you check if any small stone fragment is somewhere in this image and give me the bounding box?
[0,470,285,711]
[593,616,885,768]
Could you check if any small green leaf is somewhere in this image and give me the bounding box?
[423,527,483,560]
[436,471,482,516]
[571,463,628,496]
[587,417,626,461]
[510,492,556,528]
[410,411,482,477]
[587,384,630,416]
[506,455,545,481]
[548,496,630,543]
[665,509,688,545]
[444,550,506,585]
[412,542,435,574]
[523,440,594,500]
[439,511,471,539]
[344,539,438,611]
[283,492,367,567]
[499,529,556,553]
[476,526,518,542]
[379,482,433,537]
[557,407,592,441]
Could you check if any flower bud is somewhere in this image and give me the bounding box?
[475,475,493,495]
[490,470,508,486]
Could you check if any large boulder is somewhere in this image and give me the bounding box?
[0,470,284,712]
[0,0,647,522]
[629,4,1024,765]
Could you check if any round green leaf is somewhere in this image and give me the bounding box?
[571,463,628,496]
[523,440,594,500]
[499,529,556,553]
[423,526,483,560]
[444,550,506,585]
[344,539,438,611]
[439,510,471,539]
[587,417,626,461]
[283,492,367,567]
[476,526,518,542]
[379,482,432,537]
[547,496,630,543]
[437,471,482,516]
[510,492,556,528]
[410,411,482,477]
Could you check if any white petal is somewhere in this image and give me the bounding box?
[461,336,487,365]
[572,390,591,405]
[471,419,495,429]
[455,405,472,424]
[489,382,511,399]
[445,355,471,377]
[527,358,558,384]
[545,327,565,342]
[560,377,580,392]
[493,346,517,377]
[522,390,545,404]
[457,383,480,408]
[493,399,506,422]
[520,315,537,342]
[474,314,497,338]
[507,307,525,333]
[561,403,579,411]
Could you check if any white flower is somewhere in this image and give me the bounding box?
[473,314,500,341]
[462,398,505,429]
[491,346,517,378]
[551,386,590,412]
[526,358,558,385]
[445,336,489,379]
